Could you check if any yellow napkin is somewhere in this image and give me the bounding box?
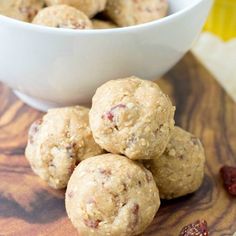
[204,0,236,41]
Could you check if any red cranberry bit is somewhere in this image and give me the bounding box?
[220,166,236,196]
[111,104,126,110]
[99,168,112,176]
[84,219,101,229]
[102,104,126,122]
[179,220,208,236]
[68,164,75,174]
[132,204,139,215]
[130,203,139,230]
[105,111,114,121]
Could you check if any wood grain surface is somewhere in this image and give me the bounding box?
[0,53,235,236]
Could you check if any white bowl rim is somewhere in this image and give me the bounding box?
[0,0,206,35]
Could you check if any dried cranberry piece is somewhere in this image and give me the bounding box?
[106,111,114,121]
[132,203,139,215]
[129,203,139,230]
[99,168,112,176]
[220,166,236,196]
[102,104,126,121]
[84,219,101,229]
[179,220,208,236]
[68,164,75,174]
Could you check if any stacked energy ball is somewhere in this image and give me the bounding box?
[0,0,169,29]
[25,77,206,236]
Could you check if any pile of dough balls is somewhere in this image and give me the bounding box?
[25,76,206,236]
[0,0,169,29]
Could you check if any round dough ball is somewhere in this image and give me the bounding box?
[147,126,206,200]
[0,0,44,22]
[92,19,117,29]
[25,106,103,189]
[66,154,160,236]
[33,5,92,29]
[89,76,175,160]
[105,0,168,27]
[45,0,107,18]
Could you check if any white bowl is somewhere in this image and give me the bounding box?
[0,0,212,111]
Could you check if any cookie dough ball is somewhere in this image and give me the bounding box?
[0,0,44,22]
[45,0,107,18]
[33,5,92,29]
[147,127,206,199]
[92,19,117,29]
[105,0,168,27]
[66,154,160,236]
[25,106,103,189]
[89,76,175,160]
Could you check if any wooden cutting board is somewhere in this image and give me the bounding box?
[0,53,235,236]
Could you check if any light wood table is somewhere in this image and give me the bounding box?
[0,53,235,236]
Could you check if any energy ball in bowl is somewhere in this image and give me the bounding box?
[33,5,92,29]
[89,76,175,160]
[25,106,103,189]
[45,0,107,18]
[147,126,206,200]
[0,0,44,22]
[66,154,160,236]
[92,19,117,29]
[105,0,168,27]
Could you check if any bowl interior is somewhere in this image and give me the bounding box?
[0,0,204,30]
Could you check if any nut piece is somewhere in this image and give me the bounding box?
[45,0,107,18]
[105,0,168,27]
[25,106,103,189]
[147,126,206,199]
[33,5,92,29]
[89,76,175,160]
[66,154,160,236]
[179,220,208,236]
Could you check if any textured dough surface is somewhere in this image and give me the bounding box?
[147,126,206,199]
[45,0,107,18]
[33,5,92,29]
[0,0,44,22]
[66,154,160,236]
[89,76,175,160]
[92,19,117,29]
[105,0,168,27]
[25,106,103,189]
